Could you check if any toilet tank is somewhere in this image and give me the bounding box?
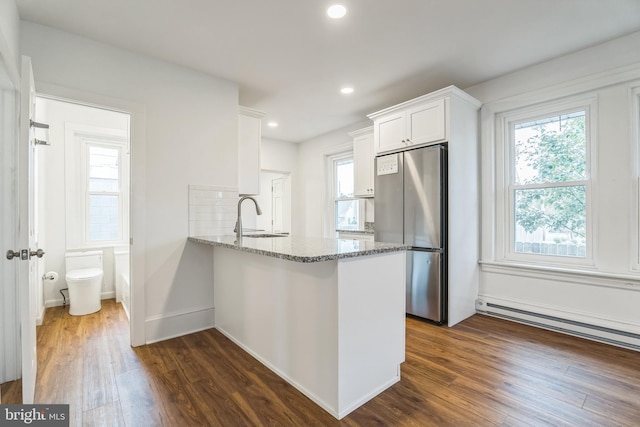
[65,250,104,272]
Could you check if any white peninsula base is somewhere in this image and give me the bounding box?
[213,247,406,420]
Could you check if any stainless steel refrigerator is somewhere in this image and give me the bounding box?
[375,144,447,324]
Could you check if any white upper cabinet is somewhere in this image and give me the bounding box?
[350,127,375,197]
[369,94,447,154]
[238,106,264,195]
[375,112,405,154]
[406,99,446,145]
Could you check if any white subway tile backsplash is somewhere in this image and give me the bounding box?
[188,185,238,237]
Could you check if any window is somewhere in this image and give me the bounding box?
[65,122,129,249]
[500,99,594,263]
[327,153,364,234]
[86,144,122,241]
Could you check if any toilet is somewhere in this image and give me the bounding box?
[65,250,104,316]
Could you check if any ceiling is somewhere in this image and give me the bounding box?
[15,0,640,143]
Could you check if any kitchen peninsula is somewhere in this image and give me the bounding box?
[189,235,408,419]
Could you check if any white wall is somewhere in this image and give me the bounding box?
[21,21,239,343]
[295,121,370,238]
[0,0,20,79]
[465,31,640,341]
[35,98,129,310]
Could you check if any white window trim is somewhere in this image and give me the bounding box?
[632,86,640,272]
[65,123,129,249]
[324,145,363,237]
[495,95,598,268]
[82,140,125,243]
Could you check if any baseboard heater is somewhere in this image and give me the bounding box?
[482,302,640,352]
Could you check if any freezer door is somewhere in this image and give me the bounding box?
[403,145,444,249]
[374,153,404,244]
[406,250,443,322]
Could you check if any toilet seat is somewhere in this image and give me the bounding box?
[66,268,103,281]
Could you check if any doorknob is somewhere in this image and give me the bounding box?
[30,249,45,258]
[5,249,45,260]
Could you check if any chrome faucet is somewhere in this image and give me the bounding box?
[234,196,262,241]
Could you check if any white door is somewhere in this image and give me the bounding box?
[18,56,40,404]
[271,178,284,233]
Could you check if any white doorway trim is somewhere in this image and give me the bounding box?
[35,82,146,347]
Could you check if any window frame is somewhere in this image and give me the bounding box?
[496,96,598,267]
[325,150,364,236]
[65,123,129,249]
[82,140,126,244]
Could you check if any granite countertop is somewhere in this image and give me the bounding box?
[188,234,407,263]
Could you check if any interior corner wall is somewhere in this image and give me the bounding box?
[20,21,239,343]
[295,121,370,238]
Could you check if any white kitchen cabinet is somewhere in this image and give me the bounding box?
[350,126,375,197]
[238,106,265,195]
[369,96,446,154]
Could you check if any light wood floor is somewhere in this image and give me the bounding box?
[6,299,640,426]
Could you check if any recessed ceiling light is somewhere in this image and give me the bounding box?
[340,87,354,94]
[267,121,279,128]
[327,4,347,19]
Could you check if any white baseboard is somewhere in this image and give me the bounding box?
[145,306,215,344]
[44,291,116,309]
[476,295,640,351]
[36,304,46,326]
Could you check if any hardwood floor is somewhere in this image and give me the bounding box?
[27,299,640,426]
[0,377,22,404]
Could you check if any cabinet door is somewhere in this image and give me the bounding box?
[374,111,405,154]
[354,132,375,197]
[406,98,446,146]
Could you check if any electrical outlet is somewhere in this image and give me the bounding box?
[475,298,488,312]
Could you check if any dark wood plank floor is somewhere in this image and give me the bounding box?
[18,299,640,425]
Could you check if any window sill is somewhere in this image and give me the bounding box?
[67,242,128,251]
[479,260,640,291]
